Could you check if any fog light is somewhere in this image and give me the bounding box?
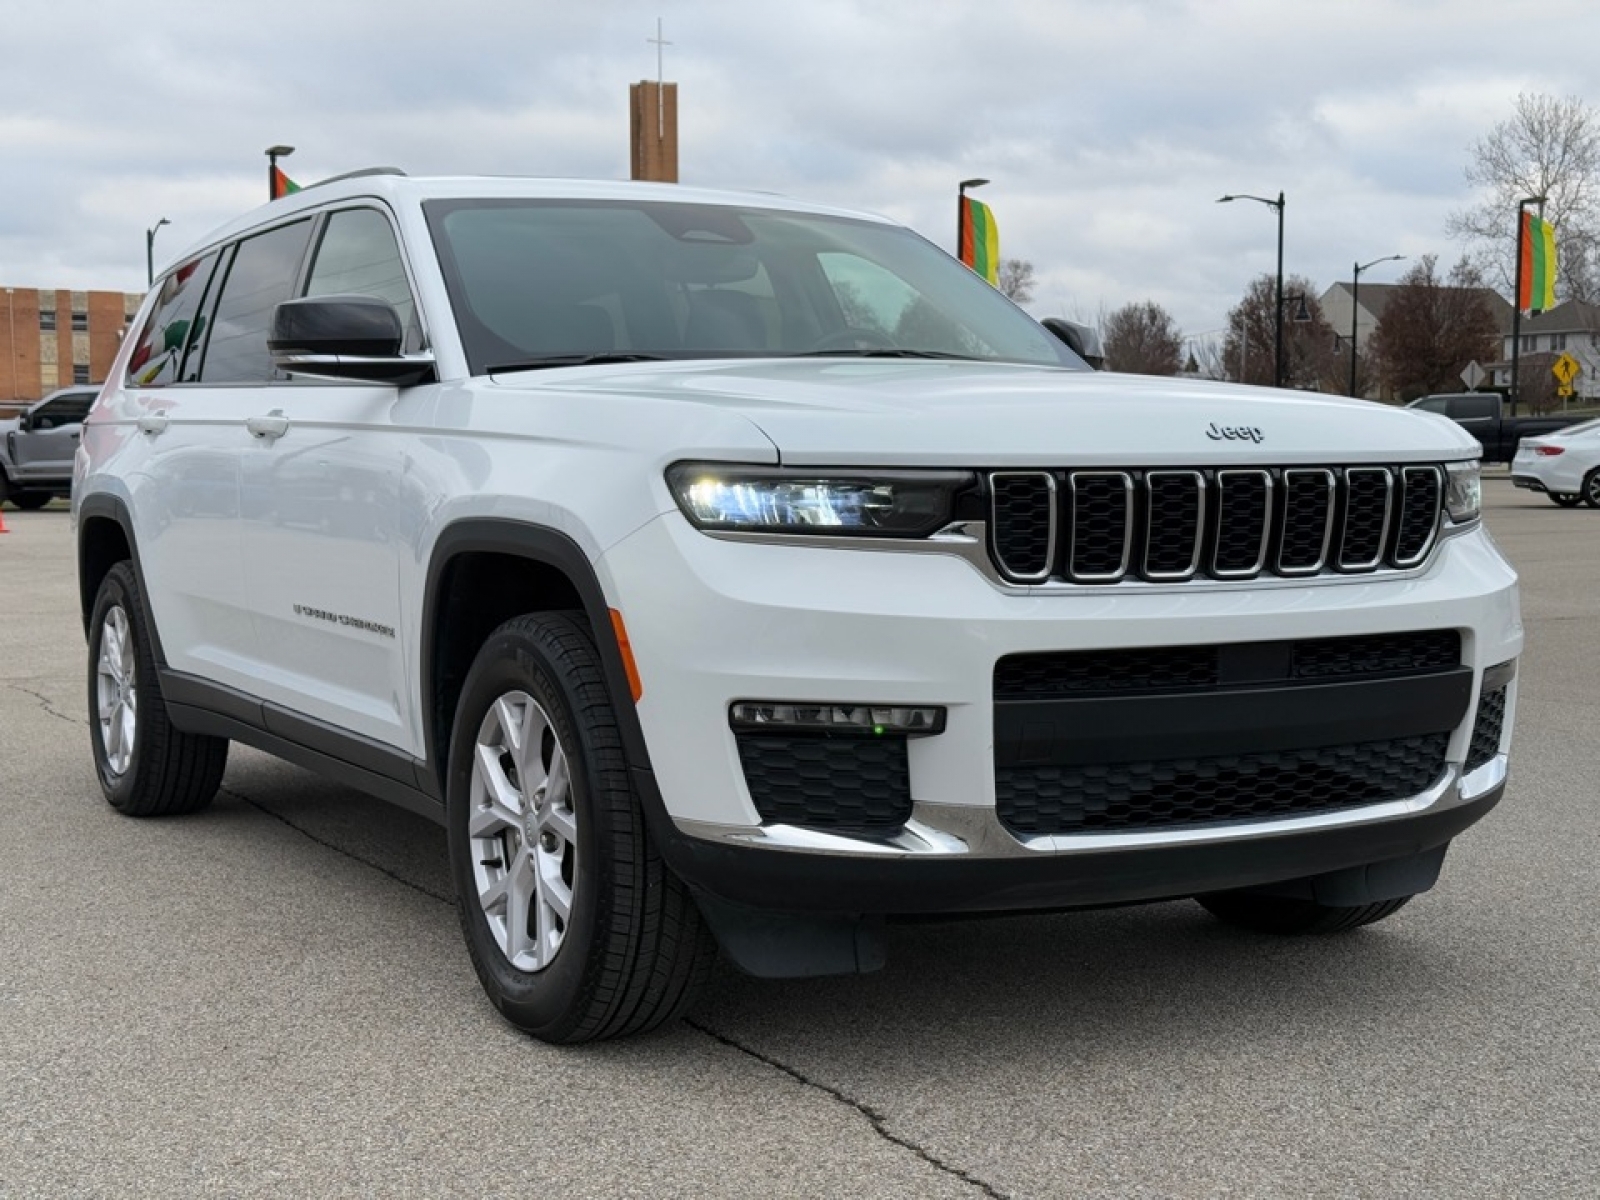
[729,702,946,737]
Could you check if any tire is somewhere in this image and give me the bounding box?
[87,562,228,815]
[1583,470,1600,509]
[446,612,716,1043]
[11,491,52,511]
[1196,891,1411,935]
[1551,492,1583,507]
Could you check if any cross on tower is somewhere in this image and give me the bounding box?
[648,18,672,139]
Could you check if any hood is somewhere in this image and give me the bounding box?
[500,359,1483,467]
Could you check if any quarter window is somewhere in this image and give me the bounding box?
[197,220,314,383]
[125,252,221,387]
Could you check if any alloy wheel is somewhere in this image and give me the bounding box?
[95,605,137,776]
[468,690,578,972]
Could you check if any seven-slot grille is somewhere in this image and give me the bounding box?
[987,465,1444,584]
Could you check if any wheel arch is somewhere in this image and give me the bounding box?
[76,494,152,650]
[421,520,653,800]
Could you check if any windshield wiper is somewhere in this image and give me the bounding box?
[488,353,672,373]
[789,348,979,361]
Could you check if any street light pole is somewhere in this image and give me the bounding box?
[266,144,295,201]
[1218,191,1286,387]
[1509,194,1548,417]
[1348,254,1404,398]
[957,178,990,268]
[145,218,170,287]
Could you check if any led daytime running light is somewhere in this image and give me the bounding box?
[730,701,945,737]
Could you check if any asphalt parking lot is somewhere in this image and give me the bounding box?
[2,479,1597,1198]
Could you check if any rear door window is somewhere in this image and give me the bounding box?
[195,220,314,383]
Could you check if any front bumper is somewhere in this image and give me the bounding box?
[600,513,1521,914]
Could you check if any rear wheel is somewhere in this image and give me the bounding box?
[446,612,715,1043]
[1197,891,1411,934]
[1583,470,1600,509]
[87,562,228,815]
[11,491,52,510]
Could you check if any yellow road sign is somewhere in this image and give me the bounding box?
[1553,352,1580,386]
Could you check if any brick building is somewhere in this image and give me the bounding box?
[2,286,143,411]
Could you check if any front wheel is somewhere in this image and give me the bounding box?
[87,562,228,815]
[11,490,52,510]
[1550,492,1583,507]
[1196,892,1411,934]
[446,612,715,1043]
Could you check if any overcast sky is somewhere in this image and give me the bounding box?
[5,0,1597,343]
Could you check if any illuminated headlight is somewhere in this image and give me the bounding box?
[667,464,972,537]
[1444,461,1482,524]
[730,702,946,737]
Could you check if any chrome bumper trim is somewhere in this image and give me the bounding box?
[671,760,1495,860]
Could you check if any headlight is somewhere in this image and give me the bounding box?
[1444,460,1481,524]
[667,464,972,536]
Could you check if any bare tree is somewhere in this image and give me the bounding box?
[1222,274,1341,389]
[997,258,1036,304]
[1367,255,1500,402]
[1447,93,1600,304]
[1102,301,1183,375]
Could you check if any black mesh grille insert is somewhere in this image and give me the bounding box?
[990,472,1054,579]
[1395,467,1443,565]
[996,630,1460,700]
[1340,468,1393,568]
[737,735,912,834]
[1466,686,1507,772]
[1144,471,1204,577]
[1213,471,1271,575]
[1279,469,1334,573]
[996,733,1450,835]
[1068,473,1131,579]
[1290,630,1461,679]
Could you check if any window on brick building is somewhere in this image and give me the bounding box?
[72,364,91,384]
[71,311,88,332]
[40,310,57,332]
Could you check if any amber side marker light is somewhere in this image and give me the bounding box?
[609,609,643,702]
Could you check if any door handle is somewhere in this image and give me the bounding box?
[136,414,169,436]
[246,411,290,441]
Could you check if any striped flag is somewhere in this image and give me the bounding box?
[1520,211,1557,312]
[959,195,1000,285]
[271,166,302,200]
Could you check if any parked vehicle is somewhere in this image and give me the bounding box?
[1510,418,1600,507]
[75,172,1520,1042]
[1405,392,1583,463]
[0,385,99,509]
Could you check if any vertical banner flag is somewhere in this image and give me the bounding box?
[959,195,1000,286]
[1520,211,1557,312]
[271,167,302,200]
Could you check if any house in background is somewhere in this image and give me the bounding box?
[1318,280,1515,400]
[2,287,143,412]
[1490,300,1600,406]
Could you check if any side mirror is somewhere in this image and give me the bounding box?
[1042,318,1105,371]
[270,294,435,386]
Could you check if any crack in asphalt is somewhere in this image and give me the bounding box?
[218,783,454,905]
[687,1019,1010,1199]
[218,782,1004,1197]
[7,683,82,727]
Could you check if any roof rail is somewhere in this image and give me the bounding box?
[301,167,409,191]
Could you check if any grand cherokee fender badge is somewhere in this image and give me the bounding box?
[1206,422,1264,443]
[293,603,396,638]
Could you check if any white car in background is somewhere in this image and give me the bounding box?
[1510,418,1600,507]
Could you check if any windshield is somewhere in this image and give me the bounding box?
[424,198,1083,376]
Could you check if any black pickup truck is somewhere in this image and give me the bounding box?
[1405,392,1583,463]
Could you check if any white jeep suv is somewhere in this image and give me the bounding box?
[74,172,1520,1042]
